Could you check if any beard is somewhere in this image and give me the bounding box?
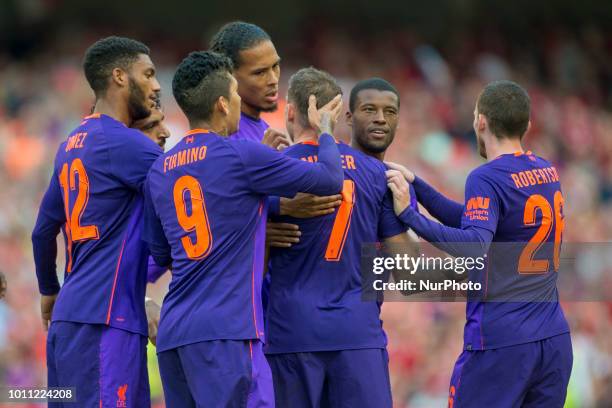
[476,133,487,159]
[127,77,151,122]
[260,102,278,113]
[354,128,394,155]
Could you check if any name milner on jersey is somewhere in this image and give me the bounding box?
[301,154,357,170]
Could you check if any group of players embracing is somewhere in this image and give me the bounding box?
[32,21,572,408]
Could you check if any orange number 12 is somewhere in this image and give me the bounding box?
[325,180,356,261]
[58,158,100,272]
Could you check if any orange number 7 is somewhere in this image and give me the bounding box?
[518,191,564,274]
[58,158,100,272]
[173,175,213,260]
[325,180,355,261]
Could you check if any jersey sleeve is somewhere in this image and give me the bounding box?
[31,168,66,295]
[232,134,343,197]
[460,170,500,234]
[143,176,172,267]
[108,129,162,194]
[378,185,408,240]
[412,176,462,227]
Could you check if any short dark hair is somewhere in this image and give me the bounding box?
[209,21,271,68]
[83,36,150,96]
[172,51,234,122]
[287,67,342,128]
[349,78,400,112]
[477,80,530,139]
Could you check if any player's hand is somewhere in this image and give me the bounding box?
[308,94,343,136]
[0,271,6,299]
[266,222,301,248]
[145,297,161,346]
[280,194,342,218]
[386,169,411,215]
[385,161,415,183]
[41,294,58,331]
[262,128,292,151]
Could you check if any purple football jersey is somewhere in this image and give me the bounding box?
[229,113,269,142]
[143,129,343,352]
[32,113,162,335]
[265,142,408,354]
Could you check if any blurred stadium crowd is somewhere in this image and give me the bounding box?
[0,17,610,408]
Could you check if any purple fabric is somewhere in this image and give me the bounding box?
[448,333,572,407]
[229,113,269,142]
[46,321,149,408]
[267,349,391,408]
[157,339,274,407]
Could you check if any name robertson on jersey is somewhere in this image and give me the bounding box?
[163,146,208,173]
[510,166,559,189]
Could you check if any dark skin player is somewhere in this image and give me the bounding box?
[267,83,402,248]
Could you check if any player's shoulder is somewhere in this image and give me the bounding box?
[283,141,318,158]
[341,144,388,177]
[467,161,500,185]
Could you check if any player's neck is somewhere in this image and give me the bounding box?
[293,127,318,144]
[189,118,228,136]
[93,98,130,126]
[241,103,261,120]
[350,140,385,161]
[486,137,524,161]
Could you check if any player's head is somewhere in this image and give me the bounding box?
[210,21,280,116]
[347,78,400,156]
[132,103,170,149]
[285,67,342,139]
[172,51,240,135]
[474,80,531,159]
[83,36,160,122]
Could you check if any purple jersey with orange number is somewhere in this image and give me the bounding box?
[33,113,162,336]
[143,130,343,353]
[461,151,569,350]
[265,142,409,354]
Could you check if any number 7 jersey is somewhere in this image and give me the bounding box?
[461,151,569,350]
[33,113,162,336]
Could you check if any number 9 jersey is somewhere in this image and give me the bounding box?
[32,113,162,336]
[461,151,570,350]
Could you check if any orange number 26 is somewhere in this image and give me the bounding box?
[518,191,564,274]
[173,175,213,260]
[58,158,100,272]
[325,180,356,261]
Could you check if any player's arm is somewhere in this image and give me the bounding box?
[387,170,496,258]
[386,161,463,227]
[146,256,168,283]
[31,169,65,329]
[143,178,172,268]
[236,95,344,198]
[109,129,162,194]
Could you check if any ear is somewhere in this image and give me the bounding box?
[111,67,127,88]
[477,113,487,132]
[345,111,353,127]
[218,95,230,116]
[526,120,532,135]
[286,102,295,124]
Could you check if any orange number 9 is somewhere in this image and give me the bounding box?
[173,175,213,259]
